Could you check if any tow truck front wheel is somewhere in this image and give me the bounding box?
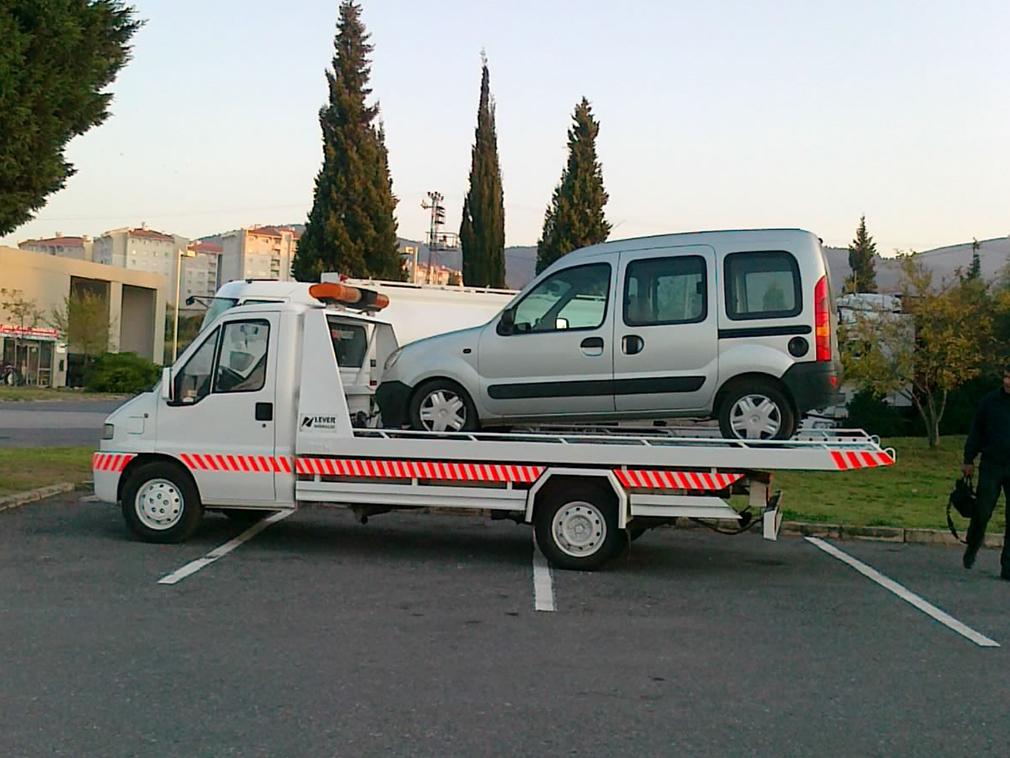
[534,484,620,571]
[122,462,203,544]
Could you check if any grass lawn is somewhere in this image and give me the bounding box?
[0,447,94,497]
[776,436,1006,532]
[0,386,126,403]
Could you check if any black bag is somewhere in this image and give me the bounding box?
[946,476,976,543]
[949,476,976,519]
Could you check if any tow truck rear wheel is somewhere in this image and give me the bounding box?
[534,483,620,571]
[121,461,203,544]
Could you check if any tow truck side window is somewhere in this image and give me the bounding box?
[174,328,219,404]
[326,317,368,368]
[214,320,269,393]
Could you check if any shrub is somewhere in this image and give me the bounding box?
[845,389,911,437]
[84,352,161,394]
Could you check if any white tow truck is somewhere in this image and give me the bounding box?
[94,283,895,570]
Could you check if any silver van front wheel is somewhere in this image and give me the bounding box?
[408,380,479,433]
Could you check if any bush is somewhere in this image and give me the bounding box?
[84,352,161,394]
[845,389,912,437]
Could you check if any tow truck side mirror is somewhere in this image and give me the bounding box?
[160,367,173,401]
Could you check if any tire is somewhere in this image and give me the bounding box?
[408,379,480,433]
[121,461,203,544]
[534,483,620,571]
[717,380,796,441]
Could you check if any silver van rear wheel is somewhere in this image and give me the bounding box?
[717,381,796,441]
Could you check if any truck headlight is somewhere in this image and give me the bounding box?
[102,423,115,440]
[384,349,402,371]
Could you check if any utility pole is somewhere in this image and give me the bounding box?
[420,191,459,284]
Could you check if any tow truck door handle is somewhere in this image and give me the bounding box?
[579,336,604,357]
[255,402,273,422]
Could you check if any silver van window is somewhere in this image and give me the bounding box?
[724,251,802,320]
[511,263,610,333]
[624,256,706,326]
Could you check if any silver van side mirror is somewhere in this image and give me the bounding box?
[497,307,516,336]
[160,367,173,401]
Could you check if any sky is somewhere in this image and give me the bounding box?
[4,0,1009,254]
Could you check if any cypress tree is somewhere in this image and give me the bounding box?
[968,238,982,280]
[459,55,505,287]
[536,98,611,274]
[844,215,878,293]
[294,1,402,282]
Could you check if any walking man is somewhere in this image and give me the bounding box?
[961,365,1010,578]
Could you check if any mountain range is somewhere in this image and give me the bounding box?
[283,229,1010,294]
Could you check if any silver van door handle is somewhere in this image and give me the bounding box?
[580,336,604,357]
[622,335,645,355]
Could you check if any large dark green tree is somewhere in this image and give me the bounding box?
[459,55,505,288]
[0,1,141,235]
[536,98,610,274]
[295,1,401,282]
[844,215,878,293]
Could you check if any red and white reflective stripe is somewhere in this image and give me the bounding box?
[613,469,744,491]
[830,450,895,470]
[179,454,293,473]
[92,453,137,472]
[295,458,545,484]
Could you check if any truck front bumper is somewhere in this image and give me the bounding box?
[92,452,136,504]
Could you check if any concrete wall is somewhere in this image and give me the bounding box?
[0,246,167,368]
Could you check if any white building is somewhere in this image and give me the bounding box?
[19,235,94,262]
[216,225,299,284]
[91,226,219,308]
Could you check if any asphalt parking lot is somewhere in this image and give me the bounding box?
[0,398,124,447]
[2,494,1008,757]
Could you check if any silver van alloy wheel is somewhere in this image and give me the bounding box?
[418,388,468,432]
[729,394,783,440]
[135,478,184,530]
[552,501,607,557]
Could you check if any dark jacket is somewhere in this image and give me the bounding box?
[964,388,1010,465]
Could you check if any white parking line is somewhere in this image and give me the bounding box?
[806,537,999,648]
[532,535,556,612]
[158,510,293,586]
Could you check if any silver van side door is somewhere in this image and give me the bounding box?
[477,261,616,420]
[613,245,719,414]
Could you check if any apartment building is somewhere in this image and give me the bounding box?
[216,225,299,284]
[92,225,219,307]
[19,235,94,262]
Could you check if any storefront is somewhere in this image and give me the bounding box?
[0,325,64,388]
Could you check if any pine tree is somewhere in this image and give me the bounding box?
[294,1,401,282]
[536,98,611,274]
[968,238,982,280]
[844,215,878,293]
[459,55,505,287]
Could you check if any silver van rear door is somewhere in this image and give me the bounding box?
[613,245,718,414]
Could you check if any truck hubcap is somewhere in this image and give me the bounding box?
[552,501,606,557]
[135,479,184,530]
[419,390,467,432]
[730,395,782,440]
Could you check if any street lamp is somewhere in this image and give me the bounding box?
[172,248,197,362]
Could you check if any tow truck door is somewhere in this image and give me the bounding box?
[156,313,278,504]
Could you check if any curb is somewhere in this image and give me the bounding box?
[778,520,1004,548]
[0,483,76,513]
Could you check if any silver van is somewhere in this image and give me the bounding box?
[376,228,841,439]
